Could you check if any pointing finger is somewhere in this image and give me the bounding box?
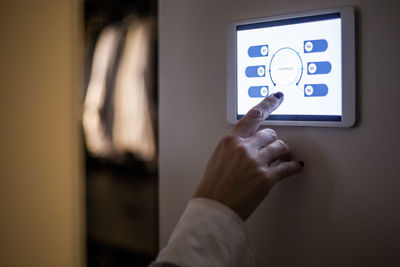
[232,92,284,138]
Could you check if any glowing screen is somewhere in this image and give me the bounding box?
[236,13,342,121]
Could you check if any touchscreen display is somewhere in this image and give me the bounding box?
[236,13,342,121]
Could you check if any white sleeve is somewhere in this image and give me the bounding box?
[153,198,255,267]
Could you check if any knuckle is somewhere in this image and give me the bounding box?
[276,139,285,146]
[257,128,278,143]
[235,143,249,156]
[256,166,268,177]
[263,95,278,107]
[221,135,253,158]
[260,167,268,177]
[277,139,290,152]
[265,143,277,154]
[221,134,238,146]
[262,169,275,186]
[265,128,277,140]
[247,106,264,119]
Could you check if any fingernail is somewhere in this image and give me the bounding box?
[298,161,304,167]
[274,92,283,99]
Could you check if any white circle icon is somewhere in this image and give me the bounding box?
[305,41,313,52]
[308,63,317,74]
[260,46,268,56]
[269,48,302,86]
[305,85,313,95]
[260,87,268,96]
[257,66,265,76]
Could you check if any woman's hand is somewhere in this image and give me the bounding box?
[193,92,304,221]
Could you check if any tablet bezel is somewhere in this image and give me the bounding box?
[226,6,356,127]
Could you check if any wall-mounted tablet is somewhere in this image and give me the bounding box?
[227,6,356,127]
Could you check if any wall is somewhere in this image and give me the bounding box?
[0,1,84,266]
[159,0,400,266]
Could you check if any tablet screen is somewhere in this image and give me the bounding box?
[236,13,342,121]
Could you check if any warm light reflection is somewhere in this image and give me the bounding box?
[83,26,120,157]
[113,21,155,161]
[83,19,156,162]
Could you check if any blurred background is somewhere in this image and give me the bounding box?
[0,0,158,266]
[83,0,158,266]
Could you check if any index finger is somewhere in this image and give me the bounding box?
[232,92,284,138]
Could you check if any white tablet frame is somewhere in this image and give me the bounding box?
[226,6,356,127]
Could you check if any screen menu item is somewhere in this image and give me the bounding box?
[236,13,342,121]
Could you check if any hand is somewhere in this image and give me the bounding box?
[193,92,304,221]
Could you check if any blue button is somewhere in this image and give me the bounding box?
[248,86,269,97]
[307,61,331,75]
[245,65,266,77]
[304,84,328,97]
[304,39,328,53]
[248,45,269,57]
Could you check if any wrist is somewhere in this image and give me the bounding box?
[191,197,245,222]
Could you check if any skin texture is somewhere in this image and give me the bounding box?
[193,93,303,221]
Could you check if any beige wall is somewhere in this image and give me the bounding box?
[159,0,400,266]
[0,1,84,266]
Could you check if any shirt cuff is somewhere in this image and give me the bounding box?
[155,198,255,267]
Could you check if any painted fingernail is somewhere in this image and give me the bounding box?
[274,92,283,99]
[298,161,305,167]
